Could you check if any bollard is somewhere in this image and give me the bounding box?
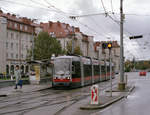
[91,85,99,105]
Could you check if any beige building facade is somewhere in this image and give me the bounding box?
[0,10,41,75]
[40,21,95,58]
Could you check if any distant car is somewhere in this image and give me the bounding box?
[115,71,119,74]
[139,71,146,76]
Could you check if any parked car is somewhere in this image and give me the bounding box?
[115,71,119,74]
[139,71,146,76]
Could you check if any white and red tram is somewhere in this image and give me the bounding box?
[52,55,114,88]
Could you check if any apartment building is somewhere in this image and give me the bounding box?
[40,21,95,58]
[0,10,41,75]
[0,10,120,75]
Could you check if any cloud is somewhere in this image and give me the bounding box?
[0,0,150,60]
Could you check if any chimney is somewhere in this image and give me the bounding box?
[57,21,60,26]
[7,13,10,16]
[0,10,3,14]
[75,27,80,32]
[49,21,53,27]
[12,14,16,18]
[66,24,69,28]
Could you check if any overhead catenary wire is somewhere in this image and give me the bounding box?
[99,0,149,60]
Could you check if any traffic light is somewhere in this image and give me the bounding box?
[107,43,112,49]
[102,42,112,49]
[129,35,143,40]
[102,43,107,49]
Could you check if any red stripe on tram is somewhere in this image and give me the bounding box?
[72,78,81,82]
[53,79,70,82]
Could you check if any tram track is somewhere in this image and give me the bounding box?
[53,80,118,115]
[0,79,118,115]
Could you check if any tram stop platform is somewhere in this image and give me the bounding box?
[0,83,52,97]
[80,84,135,110]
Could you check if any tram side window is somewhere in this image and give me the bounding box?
[107,66,110,73]
[112,66,114,72]
[101,66,105,74]
[72,61,81,78]
[84,64,92,77]
[94,65,100,75]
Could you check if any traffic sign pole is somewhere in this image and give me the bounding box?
[109,49,112,97]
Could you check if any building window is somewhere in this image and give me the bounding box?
[16,43,18,49]
[26,45,28,50]
[11,43,13,49]
[9,22,12,27]
[25,25,28,31]
[16,33,19,40]
[49,32,55,37]
[6,53,8,58]
[21,54,24,58]
[6,42,8,49]
[11,33,14,39]
[11,53,14,59]
[22,44,24,50]
[7,32,8,38]
[16,54,18,59]
[14,23,17,28]
[20,24,23,30]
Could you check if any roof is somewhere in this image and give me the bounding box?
[40,21,74,38]
[0,10,38,27]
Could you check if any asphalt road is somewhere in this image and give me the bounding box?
[91,72,150,115]
[0,72,148,115]
[0,75,117,115]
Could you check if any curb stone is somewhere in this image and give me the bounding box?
[80,85,135,110]
[80,95,124,110]
[124,85,135,98]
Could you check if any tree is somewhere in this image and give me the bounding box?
[27,31,62,60]
[66,40,82,55]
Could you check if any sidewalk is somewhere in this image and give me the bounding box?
[0,82,52,97]
[80,83,135,110]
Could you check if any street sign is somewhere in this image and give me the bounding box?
[129,35,143,39]
[91,85,99,105]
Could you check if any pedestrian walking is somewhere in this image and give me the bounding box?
[14,65,22,89]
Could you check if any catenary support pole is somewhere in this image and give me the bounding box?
[109,49,112,97]
[118,0,125,90]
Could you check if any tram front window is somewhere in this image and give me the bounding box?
[54,59,71,75]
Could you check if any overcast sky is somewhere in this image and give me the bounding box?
[0,0,150,60]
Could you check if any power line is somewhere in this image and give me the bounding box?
[100,0,107,14]
[1,0,149,60]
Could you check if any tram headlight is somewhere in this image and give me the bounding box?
[66,76,71,79]
[54,75,59,79]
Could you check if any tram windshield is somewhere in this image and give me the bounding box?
[54,58,71,75]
